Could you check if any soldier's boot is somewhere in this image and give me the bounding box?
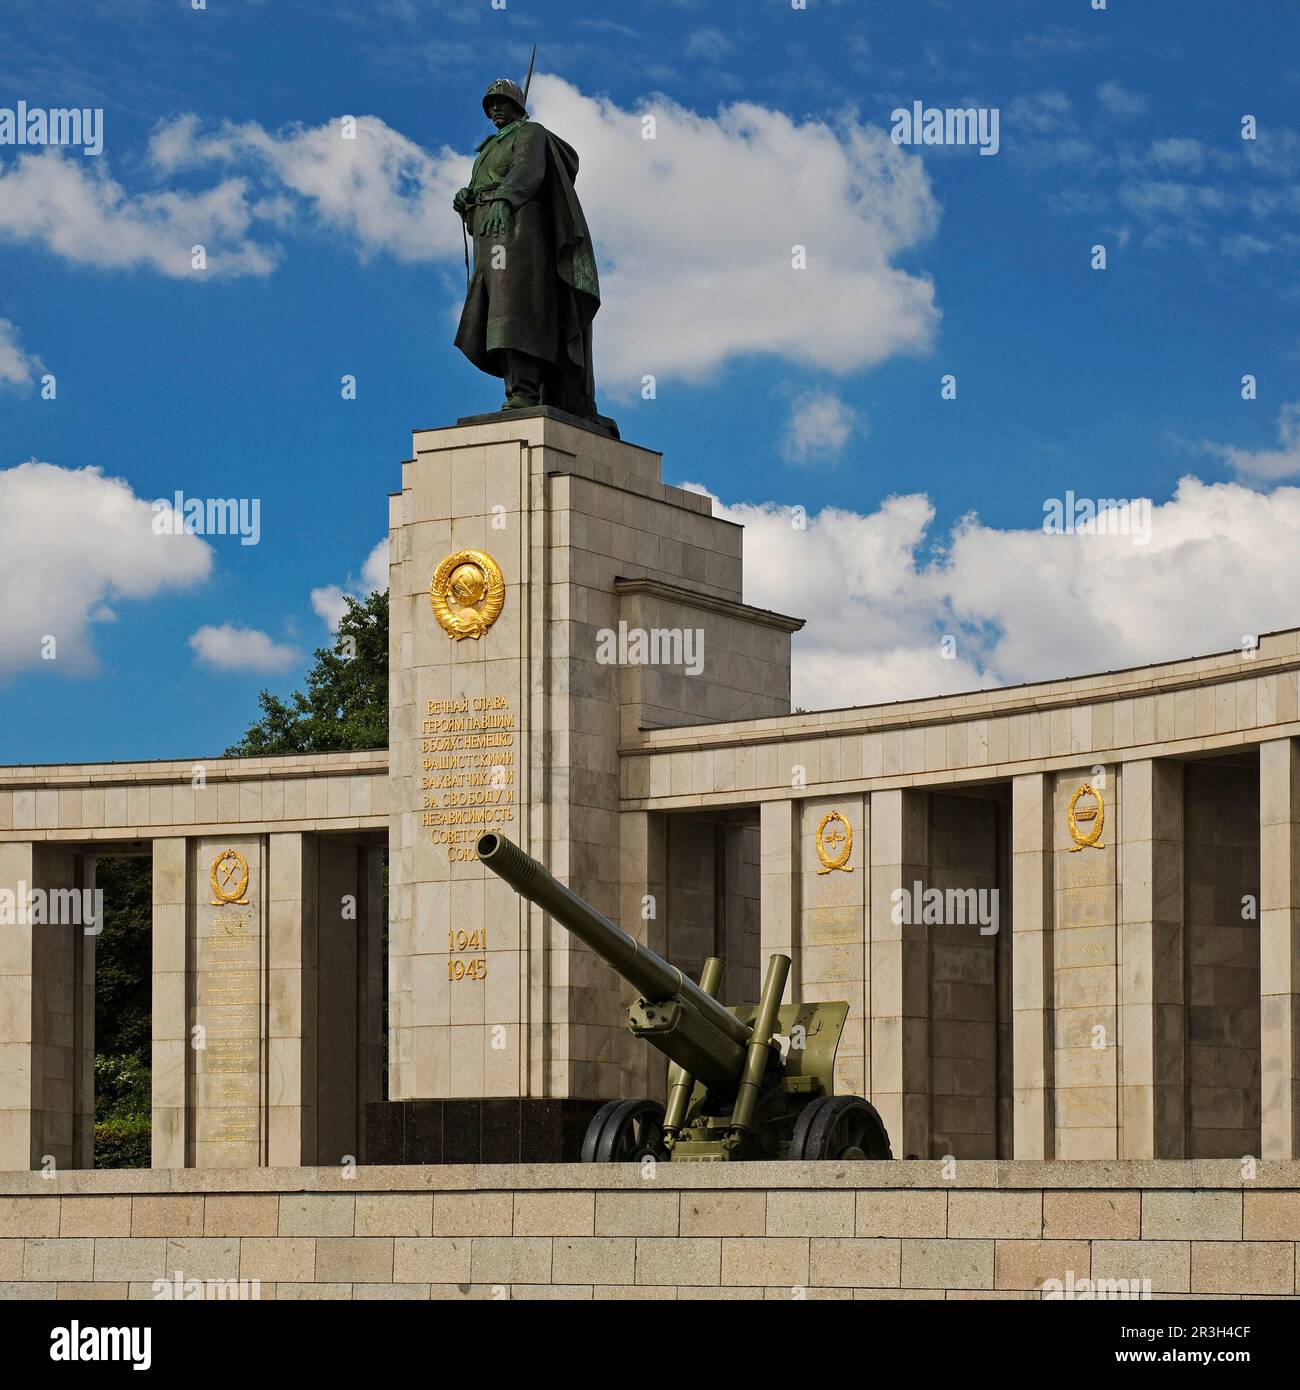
[502,351,544,410]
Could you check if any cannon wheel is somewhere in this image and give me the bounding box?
[788,1096,892,1160]
[581,1098,668,1163]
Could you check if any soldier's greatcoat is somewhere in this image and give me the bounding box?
[454,118,603,419]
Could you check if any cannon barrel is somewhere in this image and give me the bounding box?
[476,832,751,1050]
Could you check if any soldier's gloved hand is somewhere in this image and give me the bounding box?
[481,199,512,237]
[452,187,472,215]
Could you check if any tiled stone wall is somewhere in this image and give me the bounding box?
[0,753,387,844]
[2,1161,1298,1299]
[614,580,796,739]
[623,634,1300,813]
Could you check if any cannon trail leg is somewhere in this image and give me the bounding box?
[725,952,790,1151]
[663,955,725,1148]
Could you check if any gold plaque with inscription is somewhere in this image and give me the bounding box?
[1067,783,1106,852]
[210,848,250,905]
[429,548,505,640]
[815,810,854,874]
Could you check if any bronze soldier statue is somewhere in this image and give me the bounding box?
[452,73,617,436]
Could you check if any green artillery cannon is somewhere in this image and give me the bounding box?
[476,832,892,1163]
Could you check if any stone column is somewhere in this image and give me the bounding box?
[0,841,36,1169]
[799,795,868,1099]
[267,832,317,1166]
[1052,767,1120,1158]
[618,811,668,1100]
[869,788,929,1158]
[190,835,266,1167]
[0,843,93,1170]
[151,838,189,1168]
[760,800,798,975]
[1118,758,1185,1159]
[1011,773,1054,1158]
[1260,737,1300,1158]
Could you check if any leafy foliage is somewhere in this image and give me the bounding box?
[93,858,153,1167]
[226,590,389,756]
[94,856,152,1059]
[94,1115,151,1169]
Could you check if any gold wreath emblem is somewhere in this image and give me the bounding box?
[210,848,250,905]
[815,810,854,874]
[1067,783,1106,852]
[429,549,505,641]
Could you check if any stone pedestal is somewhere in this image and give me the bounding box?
[384,410,799,1122]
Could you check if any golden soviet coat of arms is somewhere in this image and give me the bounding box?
[430,549,505,640]
[1067,783,1106,851]
[210,848,250,905]
[815,810,854,874]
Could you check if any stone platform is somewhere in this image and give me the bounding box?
[1,1161,1297,1299]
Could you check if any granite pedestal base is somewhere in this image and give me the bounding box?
[365,1098,613,1164]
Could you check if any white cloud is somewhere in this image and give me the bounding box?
[779,389,862,466]
[0,147,276,278]
[1097,81,1150,119]
[685,28,734,62]
[684,476,1300,710]
[1008,90,1074,135]
[526,77,940,388]
[1243,125,1300,178]
[6,83,941,389]
[1149,137,1206,172]
[0,317,43,391]
[310,538,388,631]
[0,461,212,678]
[153,81,940,388]
[188,623,301,674]
[148,113,468,264]
[1204,402,1300,483]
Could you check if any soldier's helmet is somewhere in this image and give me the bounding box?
[482,79,527,120]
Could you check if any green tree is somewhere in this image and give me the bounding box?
[93,855,153,1167]
[226,590,389,755]
[94,856,152,1058]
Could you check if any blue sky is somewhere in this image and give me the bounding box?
[2,0,1299,762]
